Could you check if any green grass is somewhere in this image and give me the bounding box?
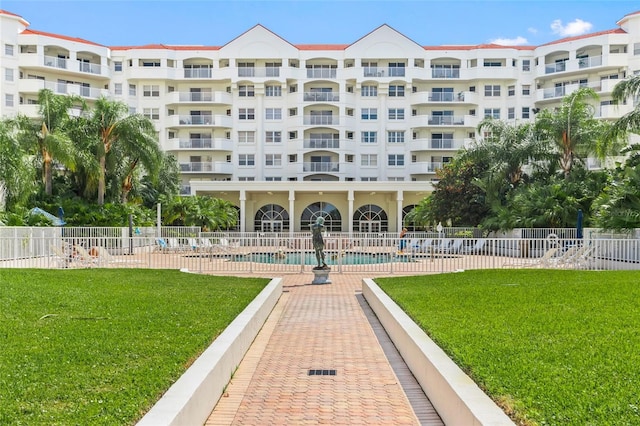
[376,270,640,426]
[0,269,268,425]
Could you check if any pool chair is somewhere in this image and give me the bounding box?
[461,239,486,254]
[433,238,453,252]
[440,238,464,254]
[503,246,559,268]
[155,238,168,252]
[93,246,143,266]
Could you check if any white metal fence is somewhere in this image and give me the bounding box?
[1,228,639,274]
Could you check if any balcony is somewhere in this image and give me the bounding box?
[302,162,340,173]
[169,114,233,128]
[303,92,340,102]
[180,185,192,195]
[537,81,602,101]
[237,67,281,78]
[411,91,473,104]
[44,55,68,70]
[303,115,340,126]
[184,68,212,79]
[428,115,465,126]
[19,79,110,99]
[178,161,234,174]
[303,139,340,149]
[409,161,443,174]
[408,138,466,151]
[164,138,234,151]
[540,54,625,76]
[166,91,233,104]
[431,68,460,79]
[306,69,337,79]
[78,61,103,75]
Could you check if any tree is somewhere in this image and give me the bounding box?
[87,97,158,205]
[534,87,614,178]
[610,73,640,138]
[0,119,35,211]
[161,195,238,230]
[16,89,84,196]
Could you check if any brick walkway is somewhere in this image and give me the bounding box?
[206,273,443,425]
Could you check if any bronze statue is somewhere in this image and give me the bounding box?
[311,217,328,269]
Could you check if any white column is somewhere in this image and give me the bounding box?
[396,190,404,232]
[289,189,296,235]
[348,190,354,234]
[239,190,246,233]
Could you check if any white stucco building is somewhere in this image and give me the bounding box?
[1,9,640,232]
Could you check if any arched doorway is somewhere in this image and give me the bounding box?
[402,204,418,231]
[353,204,388,233]
[254,204,289,232]
[300,202,342,232]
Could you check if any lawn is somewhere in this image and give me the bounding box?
[375,269,640,426]
[0,269,268,425]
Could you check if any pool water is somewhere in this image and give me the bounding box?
[231,251,414,265]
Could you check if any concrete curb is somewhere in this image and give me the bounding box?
[137,277,283,426]
[362,278,515,426]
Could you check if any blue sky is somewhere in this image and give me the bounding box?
[2,0,638,47]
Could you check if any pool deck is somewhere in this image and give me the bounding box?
[205,272,444,425]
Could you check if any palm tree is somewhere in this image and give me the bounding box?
[610,74,640,138]
[0,119,35,211]
[534,87,613,178]
[16,89,84,196]
[87,97,158,205]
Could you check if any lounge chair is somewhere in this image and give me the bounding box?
[71,245,99,267]
[503,246,559,268]
[94,246,143,266]
[441,238,464,254]
[433,238,453,252]
[462,239,487,254]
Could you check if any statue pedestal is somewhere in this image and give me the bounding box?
[311,268,331,285]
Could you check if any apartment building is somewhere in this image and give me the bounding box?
[1,9,640,232]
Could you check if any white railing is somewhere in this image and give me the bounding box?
[303,139,340,149]
[2,229,639,273]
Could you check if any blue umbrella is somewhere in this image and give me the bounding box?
[576,209,584,239]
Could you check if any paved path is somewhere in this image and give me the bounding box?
[206,273,443,425]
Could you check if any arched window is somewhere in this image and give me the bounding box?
[353,204,388,232]
[300,202,342,232]
[402,204,417,231]
[254,204,289,232]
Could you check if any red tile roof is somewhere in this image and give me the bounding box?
[539,28,626,47]
[424,44,536,51]
[20,28,104,47]
[111,44,220,51]
[0,9,29,25]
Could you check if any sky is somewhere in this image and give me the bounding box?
[2,0,639,48]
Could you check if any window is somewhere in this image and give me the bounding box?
[5,94,14,107]
[389,85,405,97]
[239,108,255,120]
[128,84,136,96]
[388,108,404,120]
[388,62,405,77]
[238,131,255,143]
[508,107,515,119]
[141,60,161,67]
[361,154,378,166]
[239,85,254,97]
[362,85,377,97]
[522,85,531,96]
[361,108,377,120]
[522,107,530,119]
[289,84,297,93]
[143,85,159,97]
[266,131,282,143]
[289,154,297,162]
[288,108,297,117]
[483,60,502,67]
[265,177,282,181]
[484,108,500,119]
[265,108,282,120]
[114,61,122,71]
[239,154,255,166]
[265,85,281,97]
[289,131,297,140]
[238,62,255,77]
[239,177,255,181]
[388,154,404,166]
[484,85,500,96]
[522,59,531,71]
[5,68,13,82]
[4,44,14,56]
[265,154,282,166]
[143,108,160,120]
[387,131,405,143]
[362,131,377,143]
[508,85,515,96]
[114,83,122,95]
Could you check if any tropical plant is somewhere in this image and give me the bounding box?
[609,73,640,138]
[85,97,159,205]
[160,195,238,230]
[0,119,36,211]
[15,89,85,196]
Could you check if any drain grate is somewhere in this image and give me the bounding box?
[308,369,336,376]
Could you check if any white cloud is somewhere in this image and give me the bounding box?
[550,18,593,37]
[490,36,529,46]
[527,27,538,35]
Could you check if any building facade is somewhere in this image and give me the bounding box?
[1,9,640,232]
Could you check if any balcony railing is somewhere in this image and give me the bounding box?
[578,55,602,69]
[427,115,465,125]
[303,115,339,125]
[177,115,214,125]
[431,68,460,79]
[44,55,67,70]
[184,68,212,78]
[179,92,214,102]
[306,69,337,79]
[180,138,213,149]
[545,61,567,74]
[304,139,340,149]
[303,92,340,102]
[429,138,463,149]
[78,62,102,75]
[303,162,340,173]
[238,67,281,77]
[427,92,465,102]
